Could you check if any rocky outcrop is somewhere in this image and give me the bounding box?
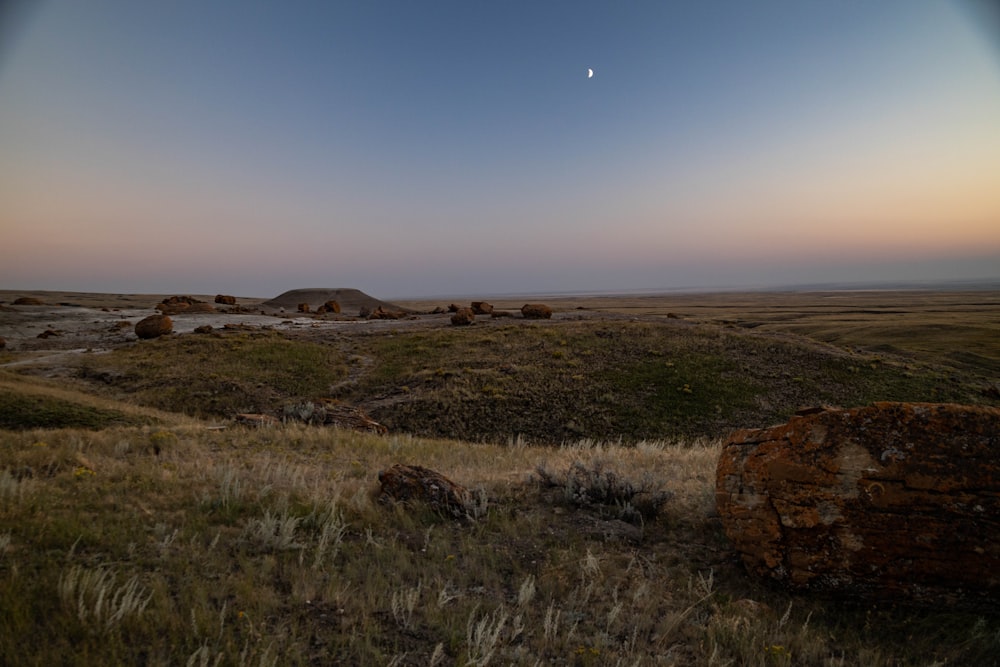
[13,297,44,305]
[451,307,475,326]
[521,303,553,319]
[215,294,237,305]
[157,296,216,315]
[716,402,1000,609]
[297,303,311,313]
[471,301,494,315]
[135,314,173,339]
[316,300,341,314]
[377,464,471,517]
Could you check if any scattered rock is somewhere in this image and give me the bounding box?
[448,303,462,313]
[0,336,5,349]
[491,310,513,318]
[451,307,475,326]
[280,399,387,434]
[471,301,494,315]
[377,464,471,517]
[521,303,553,319]
[13,297,44,305]
[297,303,311,313]
[367,306,404,320]
[135,314,173,339]
[716,402,1000,609]
[193,325,213,334]
[37,329,61,339]
[316,300,341,314]
[215,294,237,305]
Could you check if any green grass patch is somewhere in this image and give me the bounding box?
[0,390,151,430]
[86,332,349,418]
[344,322,993,443]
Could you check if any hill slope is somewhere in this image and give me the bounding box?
[260,288,410,314]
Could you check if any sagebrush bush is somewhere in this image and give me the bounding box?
[534,459,672,522]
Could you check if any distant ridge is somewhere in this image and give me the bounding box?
[260,288,411,314]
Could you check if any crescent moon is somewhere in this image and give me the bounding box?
[587,68,594,78]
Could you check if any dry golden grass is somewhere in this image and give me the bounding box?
[2,422,998,665]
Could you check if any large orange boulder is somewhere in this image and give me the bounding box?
[471,301,494,315]
[716,402,1000,609]
[135,314,173,339]
[316,300,341,314]
[215,294,237,305]
[13,297,44,305]
[521,303,552,319]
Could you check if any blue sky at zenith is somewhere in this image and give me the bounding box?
[1,0,998,298]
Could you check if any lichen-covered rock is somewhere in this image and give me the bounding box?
[716,402,1000,609]
[135,314,173,339]
[451,307,475,326]
[471,301,493,315]
[377,464,471,517]
[521,303,553,319]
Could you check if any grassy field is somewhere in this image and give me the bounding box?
[1,290,998,664]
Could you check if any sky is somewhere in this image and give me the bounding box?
[1,0,999,299]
